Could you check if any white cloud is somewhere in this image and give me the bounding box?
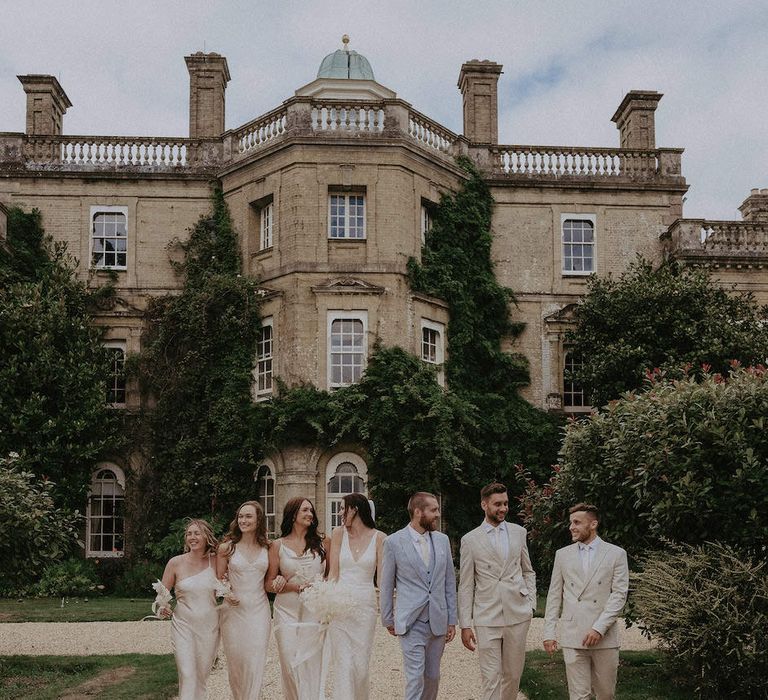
[0,0,766,218]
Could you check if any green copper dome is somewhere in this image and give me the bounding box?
[317,36,375,80]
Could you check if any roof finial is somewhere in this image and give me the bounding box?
[342,34,350,51]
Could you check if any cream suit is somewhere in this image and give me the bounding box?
[458,522,536,700]
[543,539,629,700]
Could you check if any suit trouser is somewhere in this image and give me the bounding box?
[399,619,446,700]
[475,618,531,700]
[562,647,619,700]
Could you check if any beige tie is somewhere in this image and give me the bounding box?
[419,534,430,567]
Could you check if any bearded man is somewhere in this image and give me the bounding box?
[380,491,457,700]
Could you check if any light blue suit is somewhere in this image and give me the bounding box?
[380,526,458,700]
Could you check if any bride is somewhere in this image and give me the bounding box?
[327,493,385,699]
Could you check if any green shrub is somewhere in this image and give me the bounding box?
[114,560,164,597]
[36,558,102,597]
[519,367,768,571]
[0,455,80,595]
[634,542,768,698]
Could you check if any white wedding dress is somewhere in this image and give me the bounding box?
[329,529,378,699]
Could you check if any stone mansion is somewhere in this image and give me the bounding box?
[1,41,766,557]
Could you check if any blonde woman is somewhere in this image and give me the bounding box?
[157,518,220,700]
[217,501,275,699]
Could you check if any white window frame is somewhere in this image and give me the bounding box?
[561,213,596,276]
[104,340,127,407]
[420,202,434,246]
[328,192,366,239]
[90,205,128,270]
[254,317,274,401]
[85,463,126,558]
[255,461,277,537]
[325,452,368,532]
[327,310,368,389]
[420,318,445,386]
[563,351,591,413]
[259,201,273,250]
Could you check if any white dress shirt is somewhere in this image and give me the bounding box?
[482,519,509,561]
[578,535,602,574]
[408,524,432,567]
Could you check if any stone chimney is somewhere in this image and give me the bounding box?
[17,75,72,135]
[739,188,768,222]
[184,52,231,139]
[457,60,503,144]
[611,90,662,149]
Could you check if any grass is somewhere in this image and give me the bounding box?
[0,597,155,623]
[520,650,694,699]
[0,654,177,700]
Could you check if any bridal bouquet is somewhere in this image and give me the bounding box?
[151,580,173,616]
[214,577,232,605]
[299,580,359,625]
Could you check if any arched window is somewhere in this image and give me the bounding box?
[255,463,276,537]
[86,465,125,557]
[326,454,367,531]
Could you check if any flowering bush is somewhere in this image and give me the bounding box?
[519,367,768,571]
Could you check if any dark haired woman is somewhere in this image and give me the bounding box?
[326,494,385,699]
[216,501,275,700]
[267,497,327,700]
[157,519,220,700]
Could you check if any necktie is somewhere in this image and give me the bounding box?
[581,544,591,573]
[419,534,430,567]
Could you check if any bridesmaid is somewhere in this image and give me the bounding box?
[217,501,274,700]
[157,518,220,700]
[267,497,327,700]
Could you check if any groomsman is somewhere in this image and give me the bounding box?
[458,482,536,699]
[380,492,457,700]
[543,503,629,700]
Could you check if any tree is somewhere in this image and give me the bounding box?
[567,258,768,406]
[134,188,264,542]
[0,208,122,509]
[519,367,768,570]
[0,454,80,594]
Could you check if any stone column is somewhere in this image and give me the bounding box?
[184,52,231,139]
[17,75,72,135]
[611,91,663,149]
[0,201,8,245]
[457,60,503,144]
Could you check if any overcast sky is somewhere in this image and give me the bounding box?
[1,0,766,219]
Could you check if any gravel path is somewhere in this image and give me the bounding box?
[0,619,655,699]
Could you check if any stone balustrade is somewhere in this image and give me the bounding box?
[233,106,287,156]
[490,145,678,180]
[17,135,218,169]
[310,101,385,133]
[663,219,768,266]
[407,110,458,155]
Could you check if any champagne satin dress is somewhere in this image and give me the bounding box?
[220,546,271,699]
[171,558,220,700]
[273,543,325,700]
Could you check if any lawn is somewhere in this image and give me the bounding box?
[520,650,694,699]
[0,654,177,700]
[0,597,155,623]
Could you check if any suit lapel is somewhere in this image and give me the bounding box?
[475,526,500,563]
[499,525,515,576]
[575,544,608,597]
[399,528,429,586]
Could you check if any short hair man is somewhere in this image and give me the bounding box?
[543,504,629,700]
[457,482,536,699]
[380,492,457,700]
